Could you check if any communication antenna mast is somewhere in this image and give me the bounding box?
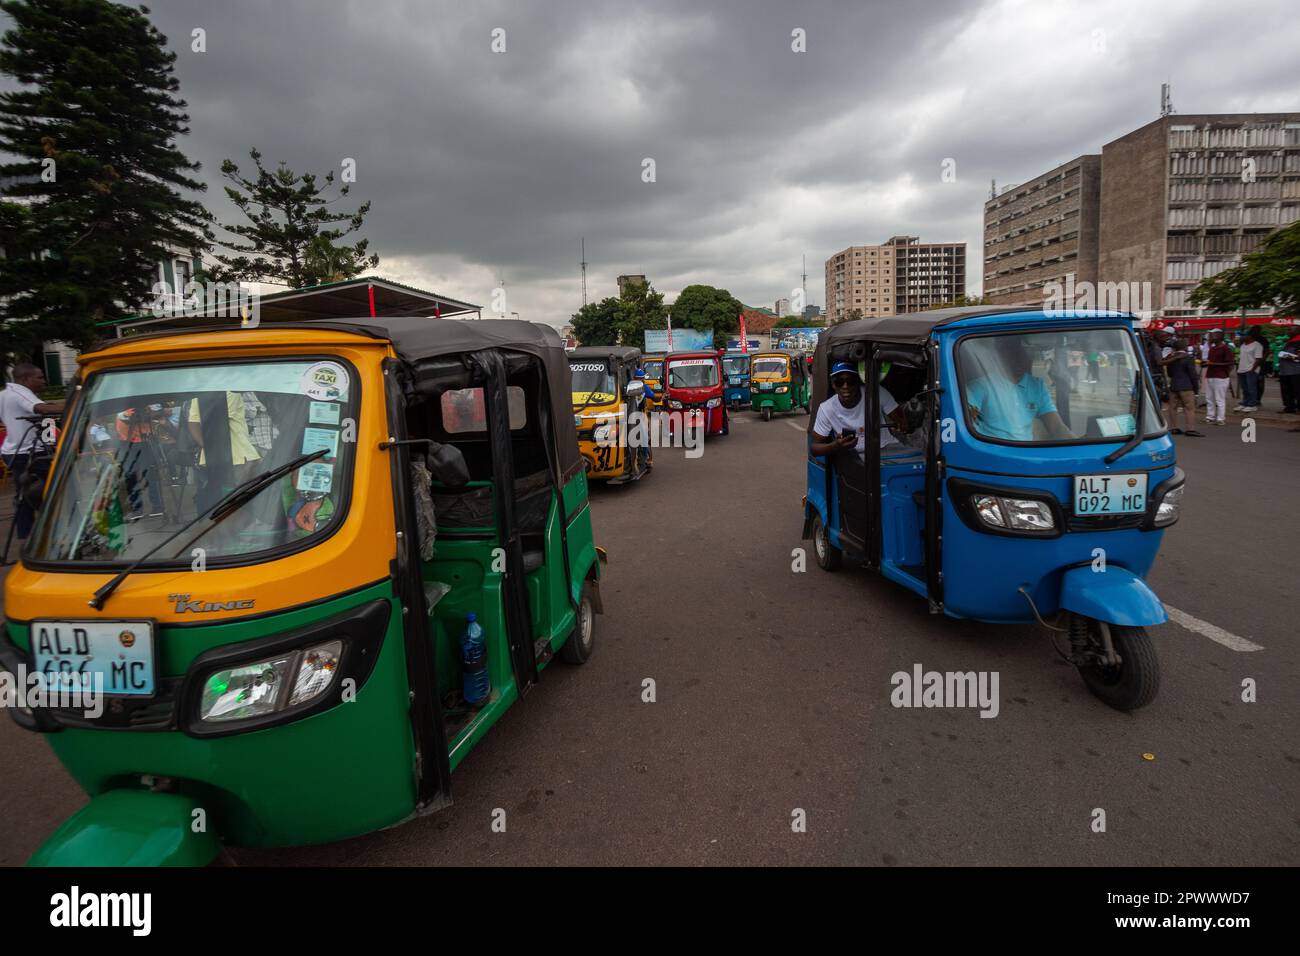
[801,254,808,306]
[580,237,588,307]
[990,178,997,200]
[1160,83,1175,117]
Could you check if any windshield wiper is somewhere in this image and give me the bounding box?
[88,448,328,610]
[1105,369,1146,465]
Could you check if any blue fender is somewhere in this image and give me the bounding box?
[28,790,220,867]
[1059,565,1168,627]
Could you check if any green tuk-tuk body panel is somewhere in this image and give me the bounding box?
[28,790,219,867]
[12,582,419,850]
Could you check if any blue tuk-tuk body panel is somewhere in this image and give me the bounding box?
[805,309,1177,629]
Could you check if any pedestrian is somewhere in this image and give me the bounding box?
[1279,332,1300,415]
[1202,328,1233,425]
[0,363,66,540]
[1164,338,1202,436]
[1234,328,1266,412]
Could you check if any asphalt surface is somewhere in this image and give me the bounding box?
[1,410,1297,866]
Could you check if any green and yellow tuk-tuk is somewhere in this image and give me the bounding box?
[749,350,810,421]
[568,345,652,484]
[640,354,664,407]
[1,317,604,865]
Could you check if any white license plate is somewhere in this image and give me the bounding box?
[1074,473,1148,516]
[29,620,156,696]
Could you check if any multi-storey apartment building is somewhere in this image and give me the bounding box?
[983,155,1101,305]
[825,236,965,324]
[1099,113,1300,320]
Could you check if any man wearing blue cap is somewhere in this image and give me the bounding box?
[810,361,908,457]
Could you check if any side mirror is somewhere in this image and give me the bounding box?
[625,381,645,402]
[427,441,469,489]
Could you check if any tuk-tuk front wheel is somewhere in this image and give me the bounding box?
[560,581,596,664]
[1071,616,1160,711]
[812,514,841,571]
[761,406,772,422]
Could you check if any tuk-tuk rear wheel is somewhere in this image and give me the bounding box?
[1073,619,1160,711]
[560,581,596,664]
[761,406,772,422]
[812,515,841,571]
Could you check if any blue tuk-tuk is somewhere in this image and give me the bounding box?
[721,351,752,409]
[802,307,1182,711]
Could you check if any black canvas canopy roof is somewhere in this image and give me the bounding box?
[567,345,642,365]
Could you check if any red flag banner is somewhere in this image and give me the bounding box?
[738,312,748,352]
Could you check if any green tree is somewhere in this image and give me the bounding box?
[670,284,744,348]
[0,0,210,362]
[570,296,620,346]
[925,294,992,311]
[775,315,824,328]
[615,278,668,345]
[1189,220,1300,320]
[206,148,378,289]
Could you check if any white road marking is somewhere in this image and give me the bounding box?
[786,420,805,431]
[1165,606,1264,652]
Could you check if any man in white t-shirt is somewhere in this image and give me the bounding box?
[1234,330,1265,412]
[1,363,66,539]
[810,362,908,458]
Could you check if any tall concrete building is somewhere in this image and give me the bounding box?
[616,274,647,295]
[825,236,965,324]
[986,113,1300,320]
[1099,113,1300,320]
[983,155,1101,305]
[775,296,791,317]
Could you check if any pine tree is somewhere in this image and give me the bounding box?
[0,0,210,361]
[206,149,379,289]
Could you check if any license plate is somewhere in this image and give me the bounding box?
[29,620,156,697]
[1073,474,1148,516]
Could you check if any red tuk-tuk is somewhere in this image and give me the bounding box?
[663,350,728,436]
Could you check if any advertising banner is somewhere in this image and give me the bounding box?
[770,327,826,351]
[646,328,713,352]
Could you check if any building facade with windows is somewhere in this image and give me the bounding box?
[825,236,965,324]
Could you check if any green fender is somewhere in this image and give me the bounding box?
[28,790,220,867]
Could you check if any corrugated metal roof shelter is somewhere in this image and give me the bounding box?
[108,277,482,336]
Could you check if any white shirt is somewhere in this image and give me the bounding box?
[0,382,42,455]
[814,387,899,453]
[1237,340,1263,374]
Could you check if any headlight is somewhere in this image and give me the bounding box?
[668,399,682,409]
[775,386,789,394]
[1153,483,1183,527]
[705,397,721,408]
[972,495,1055,532]
[198,640,342,723]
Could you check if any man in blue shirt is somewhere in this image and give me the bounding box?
[966,339,1073,442]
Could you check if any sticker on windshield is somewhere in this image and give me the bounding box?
[570,363,607,372]
[296,462,334,494]
[1095,414,1137,437]
[669,359,714,367]
[309,401,341,425]
[301,427,340,458]
[301,361,348,401]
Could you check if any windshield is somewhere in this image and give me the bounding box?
[568,361,616,401]
[721,356,750,376]
[751,356,788,378]
[28,358,356,565]
[667,358,718,389]
[642,360,663,380]
[958,329,1163,445]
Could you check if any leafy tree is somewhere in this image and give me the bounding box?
[0,0,210,362]
[670,284,744,348]
[206,148,378,289]
[615,278,667,345]
[570,296,620,346]
[775,315,824,328]
[925,294,991,311]
[1189,220,1300,318]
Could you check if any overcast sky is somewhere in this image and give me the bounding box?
[14,0,1300,326]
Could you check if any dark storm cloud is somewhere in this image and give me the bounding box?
[12,0,1300,323]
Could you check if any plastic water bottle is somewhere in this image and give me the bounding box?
[460,613,490,706]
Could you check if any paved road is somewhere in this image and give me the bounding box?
[1,412,1297,866]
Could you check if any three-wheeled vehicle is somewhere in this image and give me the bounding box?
[640,354,665,408]
[803,307,1182,711]
[721,351,752,409]
[663,350,728,436]
[750,349,810,421]
[2,317,605,864]
[568,345,653,484]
